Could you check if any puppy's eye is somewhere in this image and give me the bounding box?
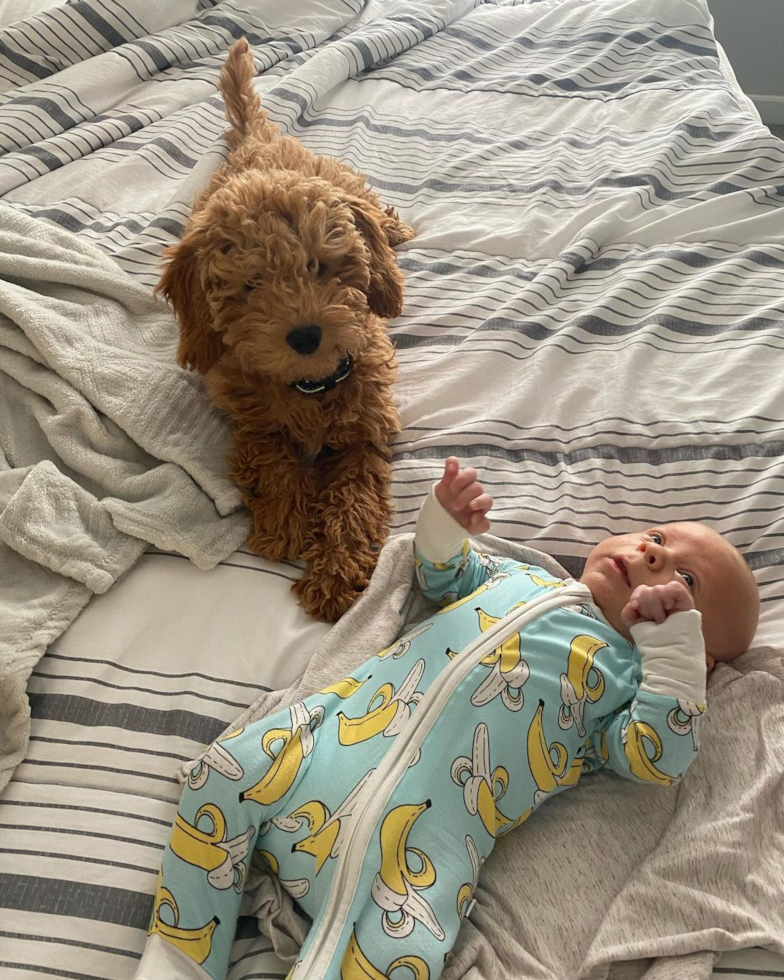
[306,259,324,275]
[245,281,258,293]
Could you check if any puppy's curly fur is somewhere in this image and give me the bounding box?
[157,38,414,622]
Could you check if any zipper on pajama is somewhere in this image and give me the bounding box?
[297,580,592,976]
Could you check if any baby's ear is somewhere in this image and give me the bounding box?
[156,222,223,374]
[344,195,407,320]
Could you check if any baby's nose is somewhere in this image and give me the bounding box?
[638,542,663,568]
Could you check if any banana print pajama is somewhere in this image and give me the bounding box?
[138,494,707,980]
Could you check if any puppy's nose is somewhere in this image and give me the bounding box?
[286,325,322,355]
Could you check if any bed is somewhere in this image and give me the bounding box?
[1,0,783,977]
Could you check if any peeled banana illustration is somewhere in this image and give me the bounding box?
[280,770,374,874]
[338,660,425,746]
[477,552,506,576]
[667,699,705,751]
[436,571,510,613]
[451,723,516,837]
[320,676,371,699]
[149,882,219,965]
[527,700,570,804]
[378,623,433,661]
[558,635,608,737]
[257,849,310,899]
[622,717,675,787]
[447,606,529,711]
[371,801,445,941]
[340,927,430,980]
[456,834,484,920]
[170,803,254,892]
[583,730,609,769]
[186,740,244,791]
[239,701,324,806]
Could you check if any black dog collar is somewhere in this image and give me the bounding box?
[291,354,353,396]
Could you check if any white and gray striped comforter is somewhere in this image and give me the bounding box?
[1,0,782,978]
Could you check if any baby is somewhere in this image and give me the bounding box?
[137,459,759,980]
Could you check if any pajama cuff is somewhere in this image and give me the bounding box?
[632,610,707,704]
[414,485,470,563]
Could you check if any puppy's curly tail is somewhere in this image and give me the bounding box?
[219,38,270,148]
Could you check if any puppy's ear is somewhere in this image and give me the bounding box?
[345,196,407,320]
[156,229,223,374]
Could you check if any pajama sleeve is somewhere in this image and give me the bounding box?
[413,485,522,604]
[590,610,707,786]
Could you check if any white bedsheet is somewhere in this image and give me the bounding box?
[1,0,783,977]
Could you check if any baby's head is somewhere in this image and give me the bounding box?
[580,522,759,669]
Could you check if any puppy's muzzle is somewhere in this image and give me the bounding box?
[287,324,322,355]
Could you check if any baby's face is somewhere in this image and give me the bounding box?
[580,522,759,664]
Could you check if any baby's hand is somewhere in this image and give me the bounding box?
[435,457,493,534]
[621,581,695,627]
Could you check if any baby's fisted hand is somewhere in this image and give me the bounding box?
[435,457,493,534]
[621,581,695,628]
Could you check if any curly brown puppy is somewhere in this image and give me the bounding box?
[157,38,414,622]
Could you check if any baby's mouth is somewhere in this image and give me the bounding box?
[612,557,631,586]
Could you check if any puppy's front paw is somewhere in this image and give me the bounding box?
[292,563,370,623]
[245,500,310,562]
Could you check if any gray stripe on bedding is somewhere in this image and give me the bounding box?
[28,693,226,743]
[0,930,140,960]
[0,874,153,928]
[40,652,272,692]
[0,799,171,826]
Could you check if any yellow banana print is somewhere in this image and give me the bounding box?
[278,771,373,874]
[623,719,675,787]
[186,740,244,791]
[378,623,433,660]
[290,801,339,873]
[320,676,370,699]
[239,702,324,806]
[371,801,444,940]
[170,804,253,892]
[338,660,424,746]
[527,700,570,804]
[257,850,310,899]
[527,573,565,589]
[451,723,516,837]
[496,806,532,836]
[340,926,430,980]
[456,834,483,919]
[598,730,609,763]
[445,606,530,711]
[558,635,608,737]
[149,883,218,966]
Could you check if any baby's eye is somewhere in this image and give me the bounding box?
[679,571,695,589]
[650,532,663,545]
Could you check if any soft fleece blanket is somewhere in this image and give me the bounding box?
[0,207,248,793]
[209,531,784,980]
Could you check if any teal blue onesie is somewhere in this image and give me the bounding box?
[137,537,705,980]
